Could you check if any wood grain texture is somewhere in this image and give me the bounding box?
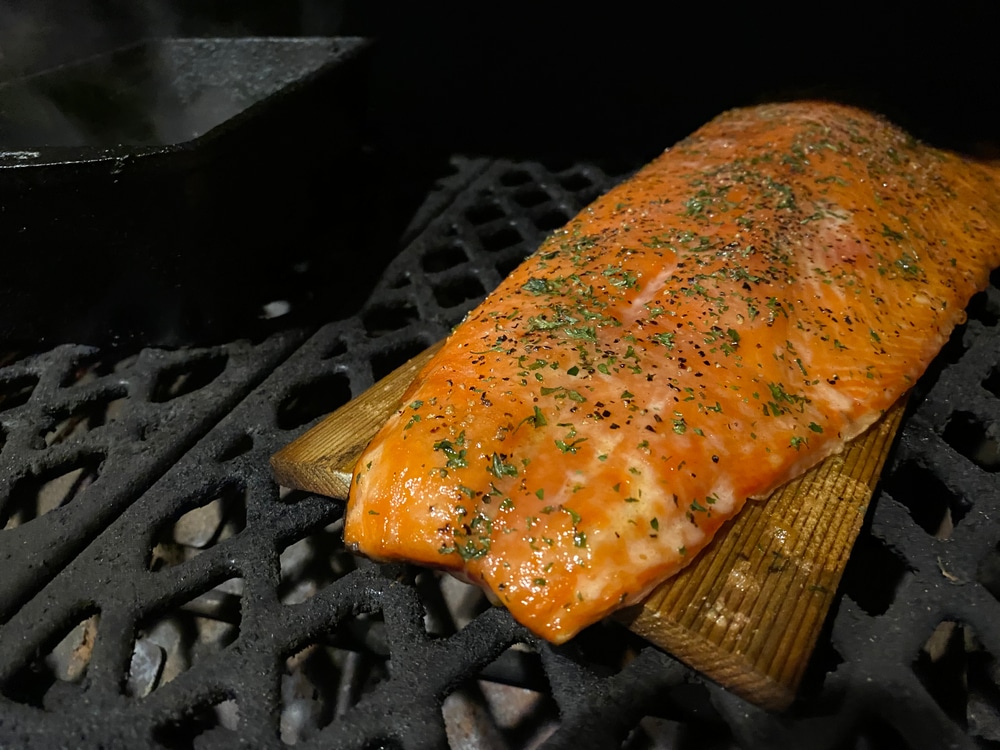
[620,398,904,710]
[270,343,903,711]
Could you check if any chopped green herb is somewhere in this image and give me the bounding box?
[487,453,518,478]
[881,223,905,241]
[555,437,587,454]
[652,332,676,349]
[522,277,555,295]
[433,434,468,469]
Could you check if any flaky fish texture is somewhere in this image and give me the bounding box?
[346,101,1000,643]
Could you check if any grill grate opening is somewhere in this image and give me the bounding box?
[277,521,356,606]
[795,629,846,701]
[910,621,998,735]
[479,226,524,253]
[478,645,550,694]
[464,202,506,226]
[623,717,683,750]
[2,452,104,530]
[557,171,593,191]
[42,388,128,446]
[625,718,739,750]
[533,208,572,231]
[496,253,527,278]
[320,338,349,361]
[498,169,532,187]
[363,301,420,337]
[855,718,914,750]
[968,654,1000,744]
[280,627,390,745]
[423,243,468,273]
[151,353,228,403]
[981,365,1000,401]
[554,621,648,677]
[370,338,433,381]
[911,323,968,404]
[966,290,1000,327]
[884,460,969,538]
[149,484,248,570]
[153,698,241,749]
[432,273,487,309]
[442,679,560,749]
[126,577,244,699]
[0,372,38,411]
[387,275,412,290]
[418,572,491,637]
[276,372,352,431]
[941,411,1000,472]
[59,349,139,388]
[2,610,100,709]
[978,542,1000,603]
[513,186,551,208]
[838,532,911,616]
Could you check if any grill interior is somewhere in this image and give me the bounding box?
[1,5,1000,747]
[1,151,999,749]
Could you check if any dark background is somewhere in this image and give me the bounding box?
[0,1,996,347]
[1,1,997,159]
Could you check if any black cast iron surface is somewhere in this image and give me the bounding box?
[0,154,999,750]
[0,36,375,348]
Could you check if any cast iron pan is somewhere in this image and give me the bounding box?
[0,37,372,348]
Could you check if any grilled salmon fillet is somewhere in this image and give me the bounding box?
[345,101,1000,643]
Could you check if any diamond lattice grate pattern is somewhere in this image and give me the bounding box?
[0,158,998,749]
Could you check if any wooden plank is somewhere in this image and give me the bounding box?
[619,398,904,710]
[270,343,903,711]
[270,341,442,498]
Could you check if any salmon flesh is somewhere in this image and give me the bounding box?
[345,101,1000,644]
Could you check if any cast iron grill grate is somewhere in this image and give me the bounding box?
[0,157,998,749]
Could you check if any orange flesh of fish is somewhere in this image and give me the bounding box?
[345,101,1000,644]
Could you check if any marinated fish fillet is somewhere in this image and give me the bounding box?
[346,101,1000,644]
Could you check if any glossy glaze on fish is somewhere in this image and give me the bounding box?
[345,101,1000,643]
